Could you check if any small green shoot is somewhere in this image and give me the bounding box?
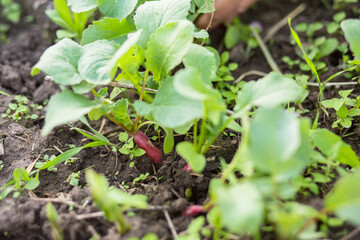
[86,170,148,233]
[46,203,64,240]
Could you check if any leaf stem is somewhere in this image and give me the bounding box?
[201,116,234,154]
[221,112,252,181]
[132,70,150,131]
[197,102,208,152]
[193,119,199,150]
[105,113,132,134]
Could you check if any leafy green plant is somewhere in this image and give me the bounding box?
[322,89,360,129]
[0,0,21,42]
[1,95,41,122]
[35,154,58,172]
[0,167,40,199]
[203,106,360,239]
[288,18,358,128]
[46,0,96,41]
[0,0,20,23]
[46,203,64,240]
[86,169,148,234]
[224,17,258,52]
[132,172,149,185]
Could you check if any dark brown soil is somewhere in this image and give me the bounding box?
[1,0,360,239]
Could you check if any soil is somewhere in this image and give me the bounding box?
[1,0,360,239]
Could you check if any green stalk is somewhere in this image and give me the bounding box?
[200,116,234,154]
[221,112,252,181]
[193,119,198,150]
[125,72,153,104]
[196,102,208,152]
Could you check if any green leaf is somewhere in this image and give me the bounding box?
[341,19,360,60]
[235,72,303,112]
[318,38,338,58]
[113,99,132,127]
[310,129,360,167]
[174,67,219,100]
[225,25,240,49]
[176,142,206,172]
[336,104,348,118]
[39,141,106,170]
[145,20,194,81]
[67,0,97,12]
[249,108,311,181]
[289,19,321,84]
[42,90,99,135]
[214,181,264,234]
[134,77,202,128]
[98,0,138,19]
[81,17,136,45]
[118,45,144,74]
[72,81,96,94]
[339,89,353,98]
[194,0,215,13]
[24,176,40,190]
[270,202,320,239]
[0,90,8,96]
[79,31,141,84]
[183,44,217,82]
[348,108,360,117]
[325,169,360,225]
[50,0,74,30]
[119,132,129,142]
[31,38,83,85]
[163,128,174,154]
[322,98,345,111]
[134,0,191,49]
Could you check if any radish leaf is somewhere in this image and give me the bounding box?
[67,0,97,13]
[98,0,138,20]
[325,169,360,225]
[134,0,191,49]
[134,77,202,128]
[81,17,136,45]
[31,38,83,85]
[42,90,99,135]
[145,20,194,81]
[176,142,206,172]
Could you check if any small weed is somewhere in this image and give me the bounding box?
[322,89,360,129]
[132,172,149,185]
[1,95,42,122]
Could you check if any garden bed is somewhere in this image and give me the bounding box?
[1,0,360,239]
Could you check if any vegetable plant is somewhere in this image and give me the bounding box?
[86,170,148,234]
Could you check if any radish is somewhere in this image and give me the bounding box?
[183,164,193,172]
[133,131,162,164]
[182,205,203,217]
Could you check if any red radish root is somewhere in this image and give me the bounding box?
[182,205,204,217]
[133,131,162,164]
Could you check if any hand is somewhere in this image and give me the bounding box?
[197,0,258,29]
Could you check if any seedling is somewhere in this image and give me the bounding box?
[322,89,360,129]
[224,17,259,53]
[1,95,41,122]
[86,170,148,234]
[46,0,95,41]
[35,154,58,172]
[0,167,40,199]
[0,0,20,23]
[46,203,64,240]
[132,172,149,185]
